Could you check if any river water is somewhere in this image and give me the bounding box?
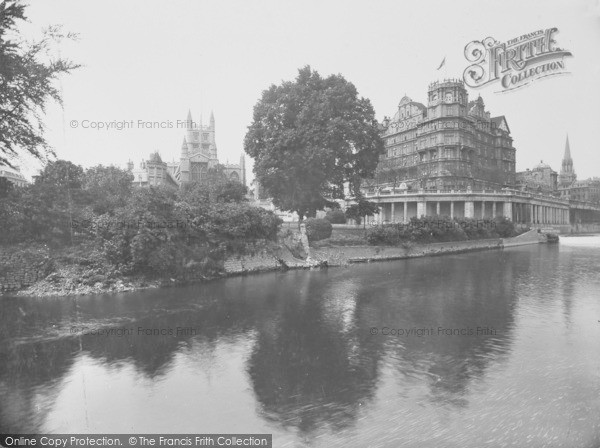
[1,236,599,447]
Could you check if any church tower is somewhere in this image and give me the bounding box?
[559,134,576,187]
[179,137,190,183]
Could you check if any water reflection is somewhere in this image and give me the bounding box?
[1,238,600,446]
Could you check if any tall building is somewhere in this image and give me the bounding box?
[558,135,576,187]
[130,110,246,187]
[371,79,516,192]
[566,178,600,204]
[516,161,558,194]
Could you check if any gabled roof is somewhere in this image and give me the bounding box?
[491,115,510,133]
[188,151,211,162]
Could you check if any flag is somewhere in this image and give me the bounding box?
[437,57,446,70]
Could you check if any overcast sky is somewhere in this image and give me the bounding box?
[14,0,600,182]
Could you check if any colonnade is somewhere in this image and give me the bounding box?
[374,199,570,225]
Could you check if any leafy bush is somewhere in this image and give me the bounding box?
[324,209,347,224]
[366,216,503,246]
[304,218,332,241]
[366,226,402,246]
[493,216,517,238]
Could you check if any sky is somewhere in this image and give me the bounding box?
[11,0,600,183]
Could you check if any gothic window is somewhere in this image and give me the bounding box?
[191,164,207,181]
[230,171,240,181]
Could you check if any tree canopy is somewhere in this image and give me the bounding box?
[0,0,79,167]
[244,66,384,221]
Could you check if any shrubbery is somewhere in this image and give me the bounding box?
[304,218,332,241]
[0,160,282,279]
[366,216,518,246]
[324,209,347,224]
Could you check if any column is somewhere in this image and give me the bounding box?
[450,201,454,219]
[530,204,534,224]
[492,202,497,218]
[417,201,426,218]
[377,205,383,225]
[391,202,395,223]
[481,201,486,219]
[403,202,407,223]
[465,201,474,218]
[544,206,547,224]
[436,201,440,216]
[503,202,512,220]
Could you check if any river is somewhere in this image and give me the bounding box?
[1,236,599,447]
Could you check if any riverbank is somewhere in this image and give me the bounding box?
[4,229,547,298]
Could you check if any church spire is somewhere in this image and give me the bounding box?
[186,110,193,128]
[181,137,188,159]
[559,133,576,187]
[563,134,572,161]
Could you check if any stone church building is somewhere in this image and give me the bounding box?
[129,110,245,187]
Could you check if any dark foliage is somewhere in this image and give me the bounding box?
[366,216,513,246]
[244,66,384,221]
[304,218,332,242]
[0,1,79,166]
[324,209,347,224]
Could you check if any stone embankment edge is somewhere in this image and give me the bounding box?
[222,229,545,275]
[2,230,546,297]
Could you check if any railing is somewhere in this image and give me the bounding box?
[363,188,571,205]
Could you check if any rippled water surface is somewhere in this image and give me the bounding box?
[1,236,599,447]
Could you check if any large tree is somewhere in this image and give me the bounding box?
[84,165,134,215]
[244,66,384,221]
[0,1,78,167]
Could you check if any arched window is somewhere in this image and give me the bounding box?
[191,164,201,181]
[229,171,240,182]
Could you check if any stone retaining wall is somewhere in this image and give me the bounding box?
[0,245,54,293]
[310,238,503,266]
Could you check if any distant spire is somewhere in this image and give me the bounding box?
[186,110,193,129]
[181,137,188,158]
[563,134,571,160]
[559,133,576,187]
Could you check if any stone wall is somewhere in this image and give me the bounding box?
[223,248,282,275]
[310,238,503,265]
[0,245,54,293]
[221,234,548,276]
[531,223,600,234]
